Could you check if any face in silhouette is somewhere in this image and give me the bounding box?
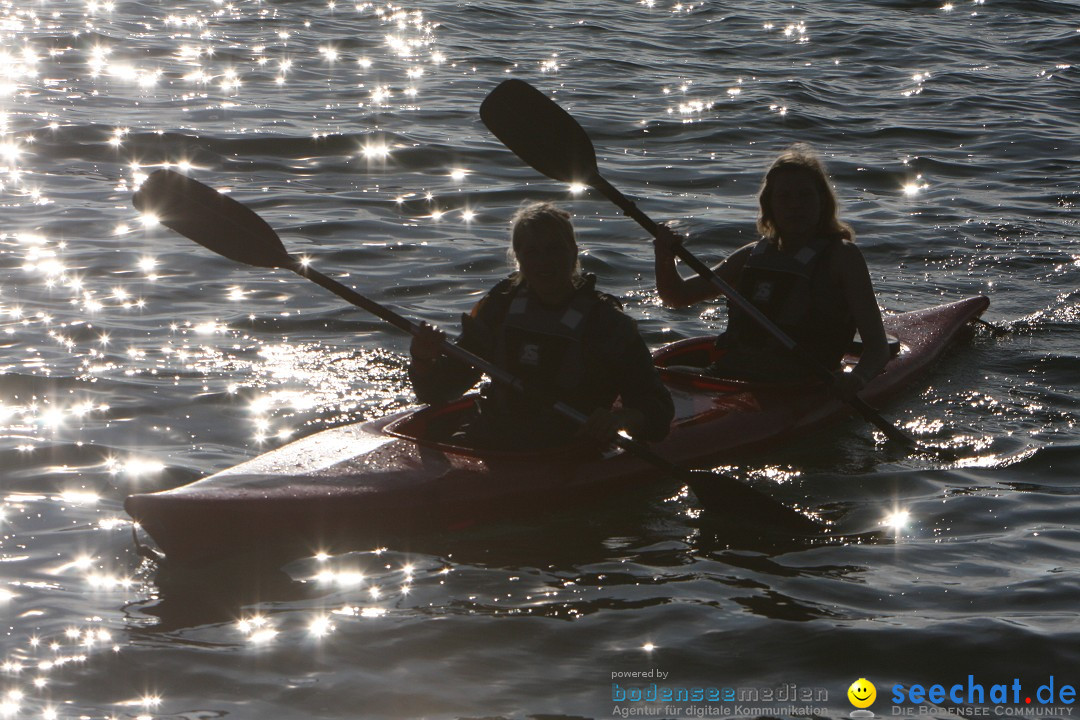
[515,231,577,305]
[768,168,822,245]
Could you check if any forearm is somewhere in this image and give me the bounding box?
[653,224,705,307]
[851,326,890,384]
[622,393,673,441]
[612,331,675,441]
[410,354,481,405]
[409,300,498,405]
[655,250,692,307]
[841,244,889,385]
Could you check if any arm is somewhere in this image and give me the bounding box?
[653,225,724,307]
[408,302,492,405]
[836,243,889,394]
[604,315,675,442]
[653,225,749,307]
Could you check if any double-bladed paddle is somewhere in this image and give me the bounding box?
[132,168,822,533]
[479,79,918,449]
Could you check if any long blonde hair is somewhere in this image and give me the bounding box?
[757,143,854,243]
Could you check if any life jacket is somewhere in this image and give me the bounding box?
[717,237,856,374]
[455,275,617,449]
[486,276,604,410]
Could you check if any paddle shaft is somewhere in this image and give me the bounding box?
[589,175,917,448]
[294,260,699,475]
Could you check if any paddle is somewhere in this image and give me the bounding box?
[132,168,822,533]
[480,79,919,449]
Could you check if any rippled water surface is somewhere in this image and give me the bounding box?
[1,1,1078,718]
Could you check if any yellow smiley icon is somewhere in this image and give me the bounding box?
[848,678,877,708]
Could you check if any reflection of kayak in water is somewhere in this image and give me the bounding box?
[125,296,989,566]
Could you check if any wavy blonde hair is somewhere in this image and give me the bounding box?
[757,143,854,243]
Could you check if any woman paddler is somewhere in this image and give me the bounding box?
[653,144,890,397]
[409,202,674,451]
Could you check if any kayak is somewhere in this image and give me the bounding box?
[125,296,989,566]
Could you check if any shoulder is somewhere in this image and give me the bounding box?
[586,293,634,338]
[728,240,760,259]
[714,241,763,284]
[470,276,519,319]
[489,275,519,296]
[576,273,625,313]
[722,241,760,269]
[833,238,861,255]
[593,290,625,313]
[590,302,645,351]
[826,240,875,294]
[579,283,638,336]
[831,240,869,271]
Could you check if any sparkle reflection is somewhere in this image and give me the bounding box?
[315,569,365,586]
[57,491,99,505]
[105,456,165,478]
[903,178,929,196]
[361,140,391,160]
[309,615,334,638]
[883,509,911,531]
[237,615,278,644]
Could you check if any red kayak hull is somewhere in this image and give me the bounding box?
[125,296,989,565]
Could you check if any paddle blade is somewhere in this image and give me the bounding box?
[683,469,823,535]
[132,169,291,268]
[480,79,599,185]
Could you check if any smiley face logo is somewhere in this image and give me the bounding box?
[848,678,876,708]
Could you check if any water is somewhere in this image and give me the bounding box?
[1,1,1078,718]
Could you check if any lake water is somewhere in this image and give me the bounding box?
[0,1,1078,718]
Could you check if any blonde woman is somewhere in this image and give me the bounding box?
[411,202,673,450]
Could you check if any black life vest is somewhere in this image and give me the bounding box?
[717,237,856,374]
[485,276,605,414]
[420,274,641,450]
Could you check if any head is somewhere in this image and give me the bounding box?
[508,202,581,302]
[757,144,853,244]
